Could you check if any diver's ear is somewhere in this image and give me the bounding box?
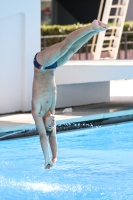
[49,109,53,115]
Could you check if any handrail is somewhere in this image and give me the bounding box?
[41,35,67,38]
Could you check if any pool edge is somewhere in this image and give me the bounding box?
[1,109,133,140]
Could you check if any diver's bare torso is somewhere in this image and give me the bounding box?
[32,67,57,118]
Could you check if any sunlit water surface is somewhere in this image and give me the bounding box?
[1,122,133,200]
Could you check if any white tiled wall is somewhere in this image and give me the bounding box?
[0,0,40,114]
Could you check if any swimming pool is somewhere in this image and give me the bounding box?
[0,121,133,200]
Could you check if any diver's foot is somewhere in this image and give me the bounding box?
[92,19,109,32]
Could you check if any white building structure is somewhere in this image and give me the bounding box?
[55,60,133,108]
[0,0,40,114]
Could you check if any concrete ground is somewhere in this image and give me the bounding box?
[0,97,133,139]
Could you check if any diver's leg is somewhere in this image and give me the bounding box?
[36,20,108,67]
[57,31,97,66]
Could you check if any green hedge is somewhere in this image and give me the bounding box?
[41,23,88,47]
[41,21,133,48]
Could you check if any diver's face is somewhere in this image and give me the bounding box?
[44,115,55,131]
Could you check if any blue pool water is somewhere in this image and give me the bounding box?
[0,121,133,200]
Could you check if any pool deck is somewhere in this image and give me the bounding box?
[0,97,133,139]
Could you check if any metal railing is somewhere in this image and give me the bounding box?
[41,31,133,60]
[118,31,133,59]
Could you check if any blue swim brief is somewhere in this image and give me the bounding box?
[33,53,58,70]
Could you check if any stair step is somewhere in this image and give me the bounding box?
[101,47,116,51]
[108,16,123,19]
[108,26,121,30]
[99,57,115,60]
[104,36,119,40]
[111,4,126,8]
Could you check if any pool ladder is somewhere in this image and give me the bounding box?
[91,0,130,60]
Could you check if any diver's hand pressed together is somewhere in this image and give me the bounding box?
[45,157,57,169]
[45,160,54,169]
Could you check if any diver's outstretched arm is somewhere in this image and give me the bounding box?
[49,128,58,163]
[32,110,53,169]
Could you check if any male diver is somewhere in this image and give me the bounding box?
[32,20,108,169]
